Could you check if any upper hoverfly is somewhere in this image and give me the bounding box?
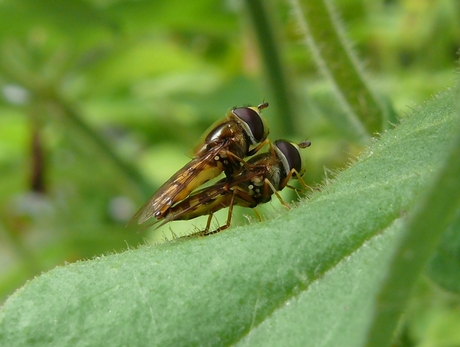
[129,103,270,225]
[155,139,311,236]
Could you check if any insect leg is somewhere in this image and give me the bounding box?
[252,208,263,222]
[246,138,271,156]
[285,184,304,192]
[202,213,215,235]
[280,169,312,191]
[203,189,236,236]
[264,178,290,209]
[225,151,266,172]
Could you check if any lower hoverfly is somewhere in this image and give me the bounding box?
[129,103,270,225]
[155,139,311,236]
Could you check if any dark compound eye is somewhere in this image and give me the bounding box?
[274,140,302,174]
[232,107,265,143]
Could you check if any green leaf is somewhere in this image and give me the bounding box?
[364,86,460,346]
[0,89,458,346]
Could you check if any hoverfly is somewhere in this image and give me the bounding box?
[155,139,311,236]
[129,103,270,225]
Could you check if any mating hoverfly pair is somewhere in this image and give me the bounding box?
[129,102,311,236]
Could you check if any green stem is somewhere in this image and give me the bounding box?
[290,0,385,139]
[244,0,297,136]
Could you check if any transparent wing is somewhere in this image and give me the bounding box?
[129,142,228,225]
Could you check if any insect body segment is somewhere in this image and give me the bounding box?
[129,103,270,225]
[158,140,311,235]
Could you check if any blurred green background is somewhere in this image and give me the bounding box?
[0,0,459,344]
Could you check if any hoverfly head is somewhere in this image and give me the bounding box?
[273,139,311,178]
[231,102,270,147]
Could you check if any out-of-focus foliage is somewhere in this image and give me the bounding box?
[0,0,459,345]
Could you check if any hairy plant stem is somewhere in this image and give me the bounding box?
[290,0,386,141]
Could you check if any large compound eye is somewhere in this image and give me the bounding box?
[274,140,303,176]
[232,107,266,143]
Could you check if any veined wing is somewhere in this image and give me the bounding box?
[157,163,269,226]
[157,182,258,228]
[130,142,228,225]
